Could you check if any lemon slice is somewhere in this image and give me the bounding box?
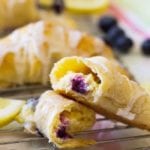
[38,0,53,7]
[0,98,25,127]
[64,0,109,14]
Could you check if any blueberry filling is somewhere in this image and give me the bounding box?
[71,76,87,94]
[56,125,72,139]
[56,113,72,139]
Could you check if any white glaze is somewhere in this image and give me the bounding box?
[117,91,147,120]
[68,30,82,48]
[0,21,49,84]
[86,56,109,72]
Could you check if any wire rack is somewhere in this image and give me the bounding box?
[0,85,150,150]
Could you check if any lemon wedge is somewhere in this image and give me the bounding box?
[64,0,109,14]
[0,98,25,127]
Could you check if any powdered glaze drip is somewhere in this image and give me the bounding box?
[86,57,109,72]
[117,90,147,120]
[0,21,55,84]
[68,30,82,49]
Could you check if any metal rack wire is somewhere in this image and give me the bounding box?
[0,85,150,150]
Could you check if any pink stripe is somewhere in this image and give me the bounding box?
[109,4,150,38]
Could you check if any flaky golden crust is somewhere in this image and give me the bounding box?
[34,90,96,148]
[0,0,38,30]
[50,56,150,130]
[0,21,118,87]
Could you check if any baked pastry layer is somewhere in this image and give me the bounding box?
[0,21,117,87]
[22,90,96,148]
[50,56,150,130]
[0,0,38,30]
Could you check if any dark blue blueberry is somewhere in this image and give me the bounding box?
[141,39,150,55]
[104,26,125,46]
[53,0,64,14]
[108,26,124,41]
[114,35,133,54]
[98,15,118,33]
[56,126,72,139]
[71,76,87,94]
[56,126,66,138]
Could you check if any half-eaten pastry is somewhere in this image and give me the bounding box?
[21,90,96,149]
[50,56,150,130]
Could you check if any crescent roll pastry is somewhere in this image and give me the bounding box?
[21,90,96,148]
[0,20,119,87]
[0,0,38,30]
[50,56,150,130]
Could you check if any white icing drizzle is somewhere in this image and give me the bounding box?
[0,21,90,85]
[34,92,62,140]
[117,91,147,120]
[86,57,109,72]
[0,22,44,57]
[0,21,49,84]
[68,30,82,48]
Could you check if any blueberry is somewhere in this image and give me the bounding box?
[53,0,64,14]
[56,126,67,138]
[108,26,125,40]
[56,126,72,139]
[71,76,87,94]
[106,26,125,46]
[141,39,150,55]
[114,36,133,54]
[98,16,118,33]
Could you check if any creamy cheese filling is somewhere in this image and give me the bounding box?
[56,71,99,95]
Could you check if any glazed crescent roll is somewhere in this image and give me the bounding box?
[50,56,150,130]
[22,90,95,148]
[0,20,121,88]
[0,0,38,30]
